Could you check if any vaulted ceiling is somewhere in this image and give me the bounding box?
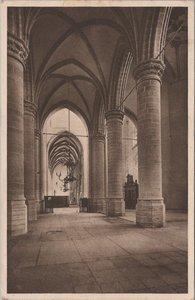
[30,7,130,127]
[48,132,82,172]
[28,7,187,130]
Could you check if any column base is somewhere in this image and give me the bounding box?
[136,198,165,228]
[89,198,104,213]
[27,200,37,221]
[36,200,42,214]
[102,198,107,215]
[7,200,27,236]
[106,198,125,217]
[36,200,40,214]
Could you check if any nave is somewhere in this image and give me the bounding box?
[8,208,187,293]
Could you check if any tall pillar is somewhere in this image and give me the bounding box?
[41,133,48,199]
[7,34,28,236]
[35,129,41,213]
[133,59,165,227]
[24,101,37,221]
[105,110,125,216]
[91,133,105,212]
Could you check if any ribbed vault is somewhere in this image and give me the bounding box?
[25,7,180,132]
[30,7,135,128]
[48,131,82,173]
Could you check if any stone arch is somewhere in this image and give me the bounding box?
[40,100,90,135]
[108,38,133,110]
[137,7,172,63]
[124,107,137,128]
[92,91,105,135]
[42,108,89,197]
[47,131,83,172]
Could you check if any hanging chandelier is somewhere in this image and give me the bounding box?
[64,159,76,183]
[56,171,69,192]
[56,109,76,192]
[56,163,76,192]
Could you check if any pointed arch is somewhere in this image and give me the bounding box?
[137,7,172,63]
[108,37,133,110]
[92,91,105,135]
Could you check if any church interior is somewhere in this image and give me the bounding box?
[5,6,190,295]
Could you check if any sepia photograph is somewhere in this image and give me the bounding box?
[0,1,194,299]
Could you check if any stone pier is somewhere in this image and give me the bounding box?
[7,34,28,236]
[105,110,125,216]
[133,59,166,227]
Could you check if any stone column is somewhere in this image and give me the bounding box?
[7,34,28,236]
[35,129,41,213]
[24,101,37,221]
[91,133,105,212]
[105,110,125,216]
[133,59,165,227]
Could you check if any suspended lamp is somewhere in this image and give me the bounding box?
[56,109,76,192]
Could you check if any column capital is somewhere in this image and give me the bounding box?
[35,129,41,140]
[133,59,165,83]
[7,33,29,67]
[93,132,105,143]
[24,100,37,118]
[105,109,124,124]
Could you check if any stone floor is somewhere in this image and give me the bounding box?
[8,208,188,294]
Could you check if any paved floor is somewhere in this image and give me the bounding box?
[8,208,188,294]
